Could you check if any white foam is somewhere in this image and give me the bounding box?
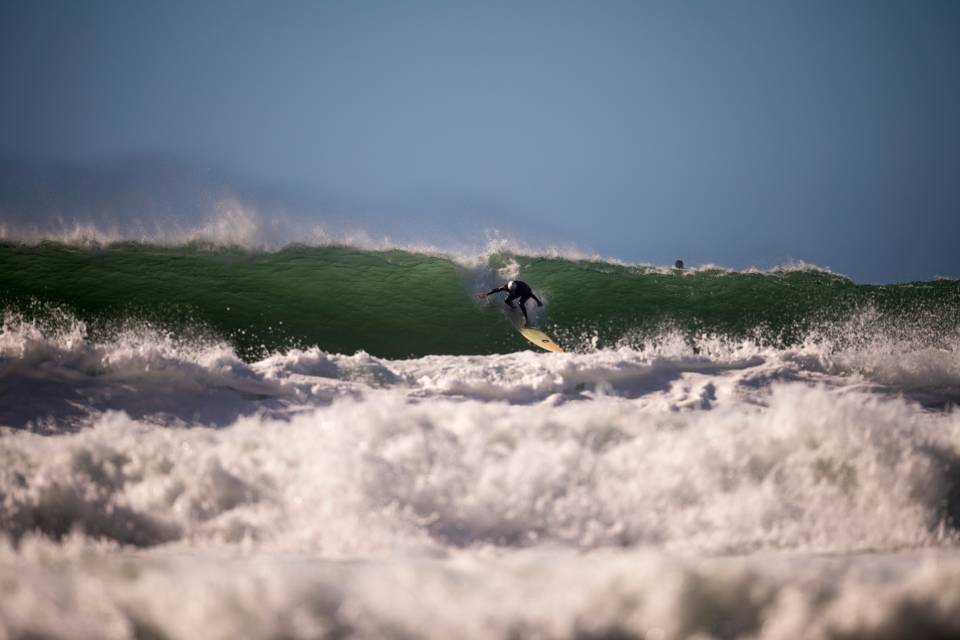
[4,312,960,636]
[0,314,300,430]
[2,380,959,555]
[3,538,960,640]
[4,311,960,427]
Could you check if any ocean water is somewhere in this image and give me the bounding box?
[2,234,960,639]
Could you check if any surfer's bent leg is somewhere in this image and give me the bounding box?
[504,294,517,309]
[519,297,530,326]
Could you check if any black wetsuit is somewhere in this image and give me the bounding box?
[485,280,543,325]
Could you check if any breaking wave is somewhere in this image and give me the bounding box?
[3,219,960,639]
[2,239,957,359]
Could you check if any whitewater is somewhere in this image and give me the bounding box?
[2,217,960,639]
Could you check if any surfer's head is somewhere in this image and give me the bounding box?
[507,280,516,292]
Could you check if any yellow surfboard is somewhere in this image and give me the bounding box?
[518,325,564,353]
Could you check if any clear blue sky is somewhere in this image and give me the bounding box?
[2,0,959,282]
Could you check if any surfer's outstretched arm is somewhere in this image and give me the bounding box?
[531,293,543,307]
[485,286,508,296]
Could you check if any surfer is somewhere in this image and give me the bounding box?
[477,280,543,327]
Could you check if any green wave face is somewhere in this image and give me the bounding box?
[2,242,958,359]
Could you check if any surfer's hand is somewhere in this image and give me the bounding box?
[474,292,487,300]
[537,300,543,307]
